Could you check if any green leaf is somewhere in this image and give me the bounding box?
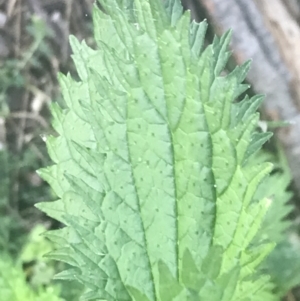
[181,250,205,291]
[201,245,223,279]
[36,0,276,300]
[127,286,152,301]
[158,261,184,300]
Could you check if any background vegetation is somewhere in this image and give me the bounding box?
[1,0,300,300]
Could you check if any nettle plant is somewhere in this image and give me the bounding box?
[36,0,292,300]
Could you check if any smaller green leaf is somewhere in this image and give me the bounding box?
[158,260,184,300]
[127,286,152,301]
[181,250,205,291]
[217,267,240,301]
[264,239,300,296]
[201,245,223,279]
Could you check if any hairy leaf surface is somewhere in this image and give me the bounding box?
[36,0,276,300]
